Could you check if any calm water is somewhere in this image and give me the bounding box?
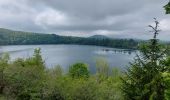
[0,45,136,72]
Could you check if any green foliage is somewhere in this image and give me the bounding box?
[98,77,123,100]
[3,49,46,100]
[0,28,138,49]
[0,48,125,100]
[48,65,63,78]
[48,74,123,100]
[162,72,170,100]
[69,78,98,100]
[40,62,122,100]
[164,1,170,14]
[112,67,121,78]
[122,20,169,100]
[69,63,89,79]
[0,47,122,100]
[162,55,170,100]
[95,58,110,82]
[163,56,170,70]
[0,53,10,94]
[32,48,45,68]
[96,58,109,76]
[121,19,170,100]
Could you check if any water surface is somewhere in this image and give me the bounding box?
[0,45,136,72]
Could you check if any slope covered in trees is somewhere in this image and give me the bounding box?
[0,28,138,49]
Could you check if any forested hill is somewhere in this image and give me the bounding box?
[0,28,138,49]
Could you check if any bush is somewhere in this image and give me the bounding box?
[69,63,89,79]
[3,49,47,100]
[0,53,10,94]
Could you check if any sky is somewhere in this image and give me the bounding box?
[0,0,170,40]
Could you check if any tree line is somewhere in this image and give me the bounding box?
[0,28,138,49]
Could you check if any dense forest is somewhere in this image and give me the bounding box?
[0,28,138,49]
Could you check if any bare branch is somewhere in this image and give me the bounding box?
[148,18,160,39]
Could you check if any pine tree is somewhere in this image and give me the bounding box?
[121,18,170,100]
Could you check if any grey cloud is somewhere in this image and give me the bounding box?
[0,0,169,40]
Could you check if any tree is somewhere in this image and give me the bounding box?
[121,18,169,100]
[69,63,89,79]
[32,48,45,68]
[95,58,109,82]
[164,0,170,14]
[3,49,47,100]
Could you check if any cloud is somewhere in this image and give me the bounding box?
[35,8,70,27]
[160,19,170,31]
[0,0,169,40]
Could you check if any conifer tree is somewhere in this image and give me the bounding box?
[121,18,169,100]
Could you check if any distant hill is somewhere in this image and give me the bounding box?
[89,35,109,40]
[0,28,138,49]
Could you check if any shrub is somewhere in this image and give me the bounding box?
[69,63,89,79]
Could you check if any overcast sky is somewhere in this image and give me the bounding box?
[0,0,169,40]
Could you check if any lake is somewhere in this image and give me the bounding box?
[0,45,136,73]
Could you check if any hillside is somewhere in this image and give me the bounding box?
[0,28,138,49]
[89,35,109,40]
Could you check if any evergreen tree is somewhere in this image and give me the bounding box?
[121,18,170,100]
[33,48,44,68]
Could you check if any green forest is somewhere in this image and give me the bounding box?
[0,28,138,49]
